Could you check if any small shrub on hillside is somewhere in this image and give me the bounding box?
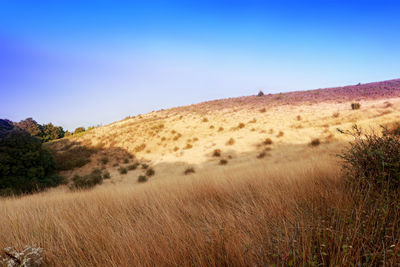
[137,175,148,183]
[219,159,228,165]
[202,118,209,122]
[332,112,340,118]
[339,125,400,191]
[351,102,361,110]
[277,131,284,138]
[71,169,103,190]
[193,137,199,142]
[226,138,235,145]
[100,156,109,165]
[173,146,179,152]
[103,171,111,179]
[296,115,302,121]
[263,138,273,145]
[118,167,127,174]
[257,90,264,96]
[141,163,149,169]
[209,125,214,129]
[123,158,129,163]
[213,149,221,157]
[173,133,182,141]
[257,152,266,158]
[238,123,245,129]
[259,108,266,113]
[128,163,139,170]
[184,167,195,175]
[218,127,224,132]
[310,138,320,146]
[184,143,193,149]
[74,127,86,135]
[146,168,155,176]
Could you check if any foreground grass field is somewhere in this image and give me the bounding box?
[2,81,400,265]
[1,153,399,266]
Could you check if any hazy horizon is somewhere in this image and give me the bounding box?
[1,0,400,130]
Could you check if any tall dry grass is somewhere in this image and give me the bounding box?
[0,158,399,266]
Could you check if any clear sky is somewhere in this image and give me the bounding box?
[1,0,400,130]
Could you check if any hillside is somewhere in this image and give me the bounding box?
[47,79,400,186]
[2,79,400,265]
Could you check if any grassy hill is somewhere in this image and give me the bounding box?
[1,79,400,265]
[47,79,400,186]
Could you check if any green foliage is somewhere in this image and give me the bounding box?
[100,156,109,165]
[70,169,103,190]
[138,175,148,183]
[339,125,400,191]
[219,159,228,165]
[14,118,43,137]
[0,124,65,196]
[103,171,111,179]
[13,118,65,142]
[145,168,155,176]
[118,167,127,174]
[42,123,65,142]
[74,127,86,135]
[127,163,139,170]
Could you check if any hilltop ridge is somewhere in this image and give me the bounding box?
[47,78,400,184]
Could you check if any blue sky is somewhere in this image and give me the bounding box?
[1,0,400,130]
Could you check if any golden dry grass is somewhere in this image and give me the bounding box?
[1,157,342,266]
[3,86,400,265]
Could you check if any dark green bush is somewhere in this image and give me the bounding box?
[13,118,43,137]
[103,171,111,179]
[212,149,221,157]
[310,138,320,146]
[70,169,103,190]
[339,125,400,191]
[42,123,65,142]
[351,103,361,110]
[138,175,148,183]
[146,168,155,176]
[141,163,149,169]
[100,156,109,165]
[127,163,139,170]
[184,167,195,175]
[219,159,228,165]
[0,126,64,196]
[118,167,127,174]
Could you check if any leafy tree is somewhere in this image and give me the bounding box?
[14,118,43,137]
[0,120,64,196]
[42,123,65,142]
